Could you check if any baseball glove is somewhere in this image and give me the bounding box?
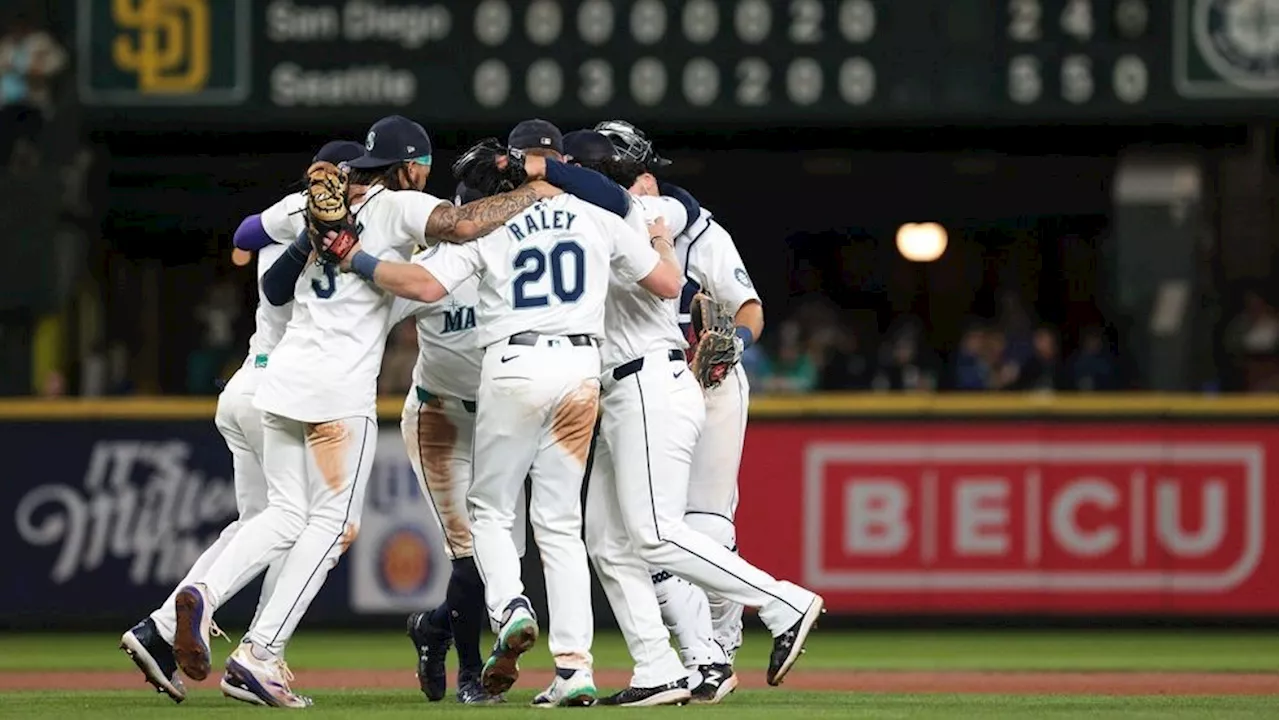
[451,137,528,197]
[688,292,744,389]
[304,161,358,264]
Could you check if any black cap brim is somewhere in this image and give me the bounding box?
[649,155,672,168]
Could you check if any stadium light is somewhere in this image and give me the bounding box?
[895,222,948,262]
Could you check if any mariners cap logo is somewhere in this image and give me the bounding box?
[366,130,376,150]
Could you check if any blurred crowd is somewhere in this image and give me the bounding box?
[0,7,65,168]
[740,313,1121,395]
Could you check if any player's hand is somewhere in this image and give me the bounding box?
[518,154,548,179]
[321,232,362,271]
[648,217,671,245]
[527,179,560,198]
[231,248,253,267]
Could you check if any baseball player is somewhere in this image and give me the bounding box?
[331,119,682,707]
[118,140,364,705]
[597,120,764,670]
[560,131,823,706]
[167,116,555,708]
[399,182,529,706]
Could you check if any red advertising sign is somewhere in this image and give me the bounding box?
[735,423,1277,614]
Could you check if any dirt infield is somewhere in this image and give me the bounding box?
[0,669,1274,696]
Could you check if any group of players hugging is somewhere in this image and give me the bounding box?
[117,114,823,709]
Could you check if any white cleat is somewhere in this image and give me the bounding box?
[531,668,597,708]
[223,642,313,709]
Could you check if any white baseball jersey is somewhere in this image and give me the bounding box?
[245,191,309,361]
[675,209,760,341]
[255,188,446,422]
[424,193,659,349]
[390,262,482,402]
[597,196,687,370]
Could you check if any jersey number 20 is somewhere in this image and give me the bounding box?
[512,241,584,309]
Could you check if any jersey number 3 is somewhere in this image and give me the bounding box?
[311,264,338,299]
[512,241,584,309]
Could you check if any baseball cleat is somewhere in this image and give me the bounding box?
[480,597,538,695]
[457,671,504,704]
[119,618,187,703]
[220,671,267,706]
[766,595,825,686]
[531,667,597,707]
[224,642,312,709]
[598,678,690,707]
[406,610,452,702]
[172,583,224,681]
[690,663,738,704]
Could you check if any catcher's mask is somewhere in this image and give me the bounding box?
[593,120,670,168]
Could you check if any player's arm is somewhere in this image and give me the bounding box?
[339,240,477,304]
[701,231,763,345]
[523,156,630,218]
[733,299,764,344]
[423,181,557,244]
[235,191,308,252]
[366,258,449,304]
[643,217,683,298]
[261,231,312,306]
[233,215,274,251]
[609,214,681,299]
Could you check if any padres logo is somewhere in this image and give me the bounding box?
[1193,0,1279,90]
[110,0,210,94]
[376,527,433,597]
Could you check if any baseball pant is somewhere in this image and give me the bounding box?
[467,338,600,670]
[671,363,750,659]
[584,353,689,688]
[400,392,528,562]
[194,412,377,654]
[401,389,527,673]
[149,366,281,644]
[596,353,812,657]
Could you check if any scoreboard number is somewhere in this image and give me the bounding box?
[1060,0,1095,41]
[1008,0,1043,42]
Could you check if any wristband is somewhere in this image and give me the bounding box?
[350,251,380,282]
[734,325,754,349]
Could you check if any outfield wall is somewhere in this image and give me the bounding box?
[1,395,1274,628]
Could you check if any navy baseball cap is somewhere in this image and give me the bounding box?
[313,140,364,167]
[454,181,485,204]
[347,115,433,169]
[508,119,563,154]
[563,130,618,165]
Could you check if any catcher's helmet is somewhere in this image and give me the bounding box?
[593,120,671,168]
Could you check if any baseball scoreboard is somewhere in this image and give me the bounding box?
[78,0,1277,127]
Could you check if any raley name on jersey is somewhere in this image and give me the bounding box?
[507,206,577,240]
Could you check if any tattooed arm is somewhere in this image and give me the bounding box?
[424,181,560,244]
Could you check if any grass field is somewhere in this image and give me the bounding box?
[0,630,1273,718]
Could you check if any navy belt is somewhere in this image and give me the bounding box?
[416,386,477,413]
[612,349,686,382]
[509,332,594,347]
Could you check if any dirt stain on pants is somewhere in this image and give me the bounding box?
[551,379,600,468]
